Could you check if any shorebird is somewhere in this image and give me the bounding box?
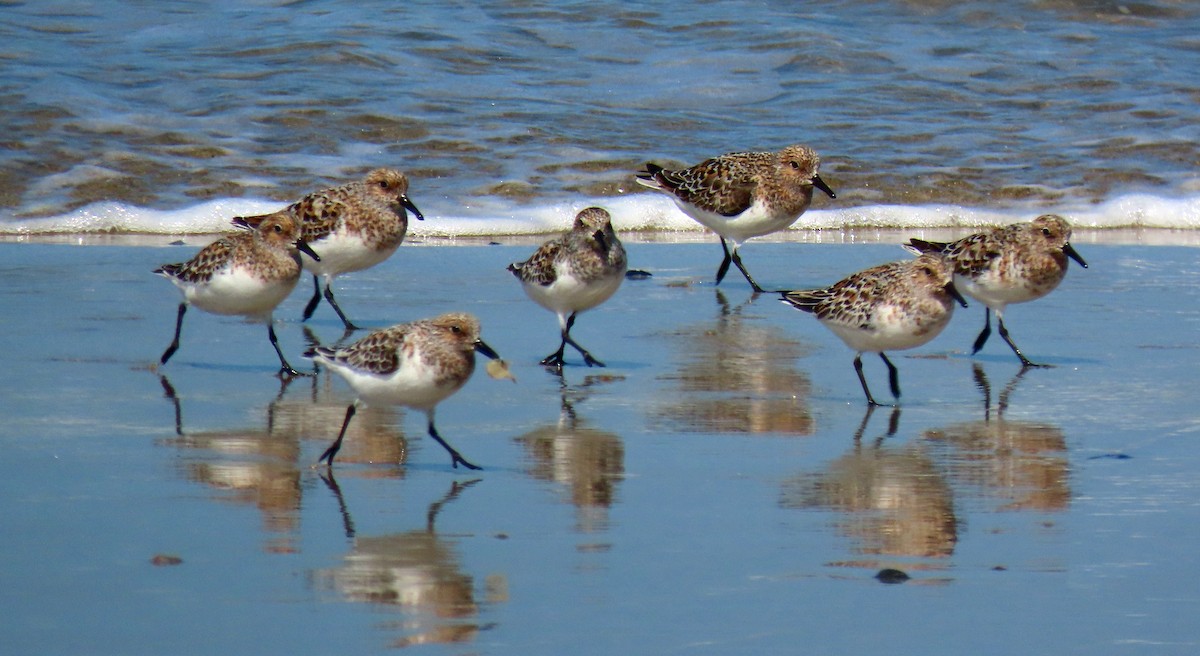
[636,144,835,293]
[155,214,320,377]
[780,253,968,406]
[235,168,423,331]
[306,312,504,470]
[906,214,1087,367]
[507,207,627,370]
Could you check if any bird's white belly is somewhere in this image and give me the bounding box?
[824,304,952,353]
[522,268,624,316]
[304,233,399,278]
[676,198,801,245]
[331,361,461,410]
[956,271,1054,310]
[185,267,296,320]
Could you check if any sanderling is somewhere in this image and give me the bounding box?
[235,168,424,332]
[780,253,968,406]
[306,312,504,470]
[155,214,320,377]
[507,207,627,370]
[906,214,1087,367]
[635,144,835,293]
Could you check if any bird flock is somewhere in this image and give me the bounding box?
[155,145,1087,469]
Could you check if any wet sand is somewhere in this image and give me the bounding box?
[3,234,1200,654]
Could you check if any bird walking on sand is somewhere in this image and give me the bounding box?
[780,253,968,406]
[155,214,321,377]
[635,144,835,293]
[306,312,505,470]
[235,168,424,332]
[508,207,627,371]
[905,214,1088,368]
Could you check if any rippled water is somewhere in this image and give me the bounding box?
[2,0,1199,231]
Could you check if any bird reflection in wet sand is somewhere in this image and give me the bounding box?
[267,361,409,473]
[921,364,1070,512]
[780,253,968,406]
[507,207,627,370]
[906,214,1087,368]
[781,406,960,563]
[154,212,320,378]
[314,476,506,649]
[157,373,408,551]
[306,312,506,470]
[652,290,815,435]
[515,373,625,534]
[158,374,303,553]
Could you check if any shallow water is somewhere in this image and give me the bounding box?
[2,0,1199,229]
[2,238,1199,653]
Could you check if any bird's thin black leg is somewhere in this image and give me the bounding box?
[318,403,357,466]
[540,327,569,370]
[715,238,734,286]
[561,313,604,367]
[268,322,304,378]
[160,303,188,365]
[323,281,359,332]
[880,352,901,399]
[427,416,481,471]
[971,308,992,354]
[854,353,884,406]
[998,316,1045,368]
[730,247,766,293]
[302,274,322,322]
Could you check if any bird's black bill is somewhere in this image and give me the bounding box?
[474,338,501,360]
[1064,243,1088,269]
[948,281,969,308]
[402,194,425,221]
[296,239,321,262]
[813,174,836,199]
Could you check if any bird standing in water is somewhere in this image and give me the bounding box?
[636,144,835,293]
[508,207,627,371]
[906,214,1087,367]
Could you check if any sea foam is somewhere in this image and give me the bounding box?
[2,192,1198,238]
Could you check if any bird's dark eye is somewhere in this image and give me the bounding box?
[378,179,390,189]
[273,224,283,233]
[1042,228,1052,237]
[789,161,800,170]
[450,324,462,334]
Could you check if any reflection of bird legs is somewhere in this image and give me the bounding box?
[549,369,580,426]
[713,288,759,319]
[549,369,623,428]
[319,472,482,539]
[852,403,901,447]
[302,325,357,369]
[273,374,300,404]
[265,369,318,436]
[715,288,732,316]
[159,375,183,436]
[972,363,1030,422]
[425,479,483,533]
[319,470,357,539]
[302,325,323,355]
[160,372,292,436]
